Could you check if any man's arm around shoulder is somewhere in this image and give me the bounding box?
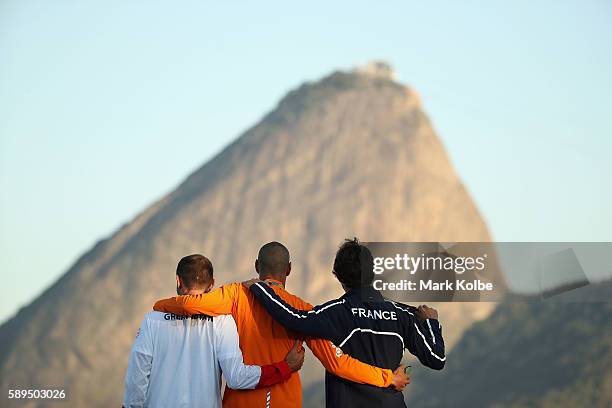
[153,283,240,316]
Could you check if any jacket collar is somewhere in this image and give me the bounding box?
[263,278,284,288]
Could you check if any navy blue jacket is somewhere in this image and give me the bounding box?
[250,282,446,407]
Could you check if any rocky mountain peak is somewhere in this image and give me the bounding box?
[0,65,497,407]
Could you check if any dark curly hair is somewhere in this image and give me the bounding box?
[333,237,374,288]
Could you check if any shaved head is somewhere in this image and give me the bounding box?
[257,241,290,279]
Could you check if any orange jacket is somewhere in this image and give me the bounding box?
[153,280,394,408]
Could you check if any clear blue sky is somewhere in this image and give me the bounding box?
[1,0,610,323]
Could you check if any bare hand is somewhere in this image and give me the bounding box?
[392,364,410,391]
[242,278,264,289]
[416,305,438,320]
[285,340,305,372]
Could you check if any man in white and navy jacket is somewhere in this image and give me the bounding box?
[245,238,445,408]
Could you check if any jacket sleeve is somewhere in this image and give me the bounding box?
[249,282,343,344]
[123,316,153,408]
[214,315,292,389]
[152,283,239,316]
[214,315,263,389]
[306,338,394,387]
[393,302,446,370]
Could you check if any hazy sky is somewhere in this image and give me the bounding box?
[1,0,611,323]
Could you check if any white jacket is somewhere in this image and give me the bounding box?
[123,311,261,408]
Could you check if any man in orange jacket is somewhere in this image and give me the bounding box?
[154,242,408,408]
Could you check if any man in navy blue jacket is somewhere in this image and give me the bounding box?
[245,238,445,407]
